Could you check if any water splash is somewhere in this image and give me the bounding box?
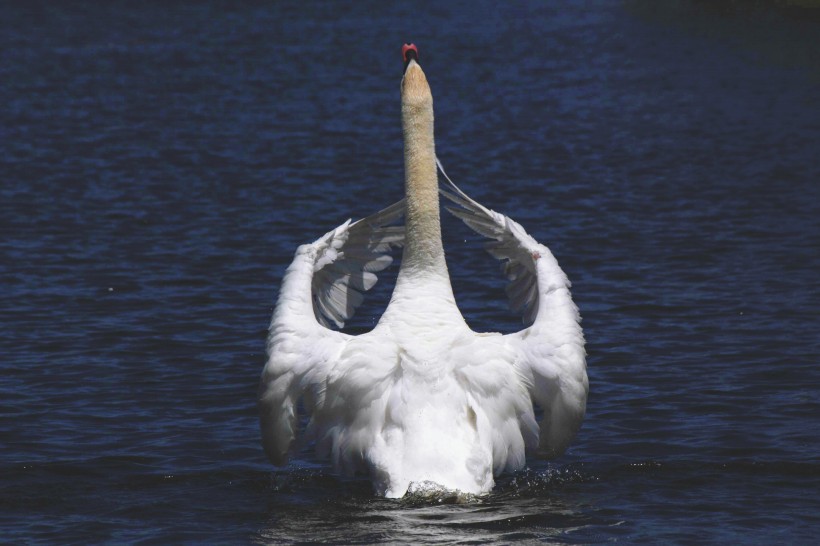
[401,480,481,505]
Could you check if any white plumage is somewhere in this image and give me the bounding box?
[258,48,587,498]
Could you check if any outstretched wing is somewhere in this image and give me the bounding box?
[438,159,587,458]
[438,161,543,326]
[258,200,405,465]
[311,199,405,328]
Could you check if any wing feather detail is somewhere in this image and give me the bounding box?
[311,199,405,328]
[259,199,405,466]
[437,159,542,325]
[437,158,588,459]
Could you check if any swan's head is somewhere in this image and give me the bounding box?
[402,43,419,71]
[401,43,432,109]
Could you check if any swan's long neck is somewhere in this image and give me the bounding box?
[377,57,466,335]
[398,61,447,279]
[380,59,462,329]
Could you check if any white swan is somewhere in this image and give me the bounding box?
[258,44,587,498]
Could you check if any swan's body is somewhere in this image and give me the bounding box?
[259,48,587,498]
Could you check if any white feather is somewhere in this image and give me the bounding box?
[258,54,587,498]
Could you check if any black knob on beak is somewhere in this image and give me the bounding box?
[402,43,418,72]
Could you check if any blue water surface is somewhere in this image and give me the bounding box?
[2,1,819,543]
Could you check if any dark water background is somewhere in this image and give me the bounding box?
[2,1,819,543]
